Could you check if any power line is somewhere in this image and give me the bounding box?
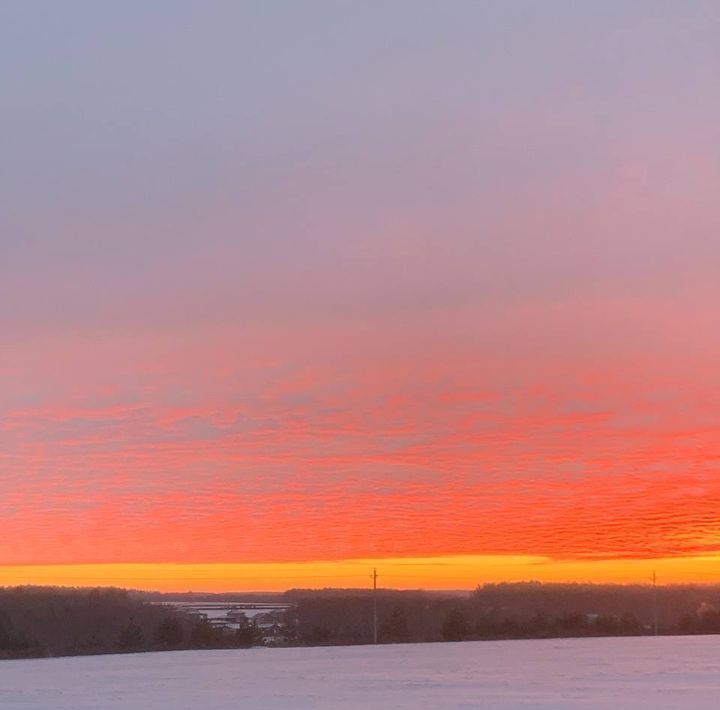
[652,571,658,636]
[372,567,378,644]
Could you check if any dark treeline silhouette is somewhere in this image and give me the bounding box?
[0,587,261,659]
[6,582,720,659]
[284,582,720,646]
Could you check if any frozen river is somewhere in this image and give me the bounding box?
[2,635,719,709]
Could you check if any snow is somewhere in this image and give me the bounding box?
[2,635,720,709]
[156,601,292,620]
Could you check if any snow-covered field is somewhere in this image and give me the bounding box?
[2,635,720,709]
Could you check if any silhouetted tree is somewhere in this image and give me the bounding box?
[595,614,620,635]
[235,625,260,646]
[679,612,697,634]
[0,611,33,653]
[307,625,332,644]
[189,619,223,648]
[153,616,184,647]
[553,613,585,634]
[619,612,642,635]
[442,607,468,641]
[380,607,410,643]
[117,619,144,650]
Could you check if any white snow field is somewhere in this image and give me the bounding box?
[2,636,720,709]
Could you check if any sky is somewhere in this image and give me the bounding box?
[2,1,720,591]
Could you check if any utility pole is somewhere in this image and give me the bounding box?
[652,571,658,636]
[372,568,378,644]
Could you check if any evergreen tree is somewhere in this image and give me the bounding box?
[117,619,144,650]
[189,619,223,648]
[235,625,259,646]
[441,607,468,642]
[379,607,410,643]
[153,616,184,647]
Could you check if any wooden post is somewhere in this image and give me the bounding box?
[372,568,378,644]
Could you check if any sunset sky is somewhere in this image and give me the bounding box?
[2,1,720,591]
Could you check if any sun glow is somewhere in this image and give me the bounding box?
[3,555,720,592]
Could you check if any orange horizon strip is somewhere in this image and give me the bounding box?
[3,555,720,593]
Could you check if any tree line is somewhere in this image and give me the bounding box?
[6,582,720,659]
[0,587,260,659]
[285,582,720,645]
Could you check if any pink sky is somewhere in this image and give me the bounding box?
[1,1,720,585]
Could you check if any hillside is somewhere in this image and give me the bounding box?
[1,635,719,709]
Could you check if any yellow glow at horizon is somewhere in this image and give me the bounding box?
[2,555,720,592]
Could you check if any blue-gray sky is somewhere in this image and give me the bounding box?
[2,1,720,585]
